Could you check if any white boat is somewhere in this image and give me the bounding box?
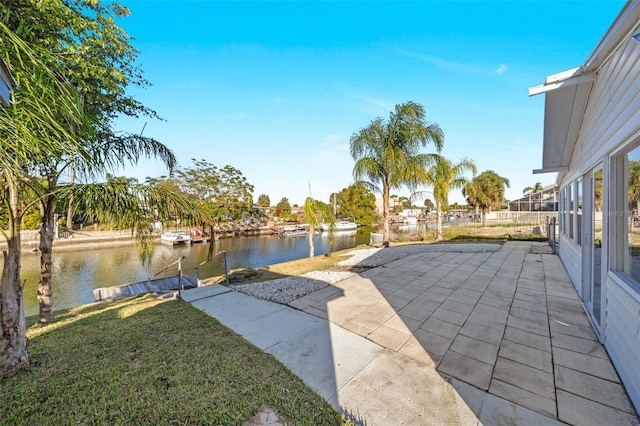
[279,225,307,237]
[403,216,418,225]
[161,231,191,245]
[319,220,358,232]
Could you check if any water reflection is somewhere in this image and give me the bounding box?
[19,228,374,316]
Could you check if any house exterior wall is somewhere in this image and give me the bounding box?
[556,28,640,411]
[568,41,640,173]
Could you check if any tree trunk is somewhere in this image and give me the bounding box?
[308,223,315,259]
[1,242,28,375]
[436,201,443,241]
[37,194,56,324]
[206,223,216,259]
[382,182,390,247]
[66,162,75,229]
[482,207,487,227]
[0,181,28,374]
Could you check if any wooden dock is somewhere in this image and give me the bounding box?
[93,275,197,302]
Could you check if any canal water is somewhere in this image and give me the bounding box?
[19,227,378,317]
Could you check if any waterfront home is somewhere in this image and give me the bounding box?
[529,0,640,412]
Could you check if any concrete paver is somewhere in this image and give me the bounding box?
[410,329,452,361]
[503,326,552,352]
[431,306,469,325]
[551,332,609,358]
[265,321,383,403]
[552,347,620,382]
[557,390,640,426]
[185,241,640,425]
[438,350,493,390]
[366,324,411,351]
[555,365,637,414]
[450,334,499,365]
[493,356,555,401]
[337,348,466,426]
[498,339,553,373]
[459,321,503,346]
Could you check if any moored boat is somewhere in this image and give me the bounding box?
[279,225,307,237]
[403,216,418,225]
[319,220,358,232]
[160,231,191,245]
[190,228,212,243]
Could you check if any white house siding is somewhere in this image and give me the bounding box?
[554,21,640,412]
[558,238,583,297]
[571,42,640,173]
[605,273,640,410]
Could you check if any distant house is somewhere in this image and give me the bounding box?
[507,184,558,212]
[374,196,402,216]
[529,1,640,412]
[0,57,17,107]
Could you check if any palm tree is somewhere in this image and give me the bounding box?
[350,101,444,246]
[522,182,543,194]
[464,170,510,226]
[0,23,89,373]
[303,197,333,259]
[61,176,200,260]
[33,134,177,325]
[421,156,476,240]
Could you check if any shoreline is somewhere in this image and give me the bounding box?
[3,226,278,253]
[4,229,140,253]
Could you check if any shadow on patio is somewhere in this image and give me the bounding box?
[289,241,639,425]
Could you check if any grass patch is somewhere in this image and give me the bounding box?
[480,222,540,228]
[203,246,365,286]
[2,295,349,425]
[440,225,546,242]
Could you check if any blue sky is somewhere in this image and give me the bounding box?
[115,0,625,206]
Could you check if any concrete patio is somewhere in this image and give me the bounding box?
[185,241,639,425]
[289,241,638,425]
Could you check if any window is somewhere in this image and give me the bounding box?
[559,188,565,233]
[577,178,582,246]
[613,145,640,286]
[568,183,574,240]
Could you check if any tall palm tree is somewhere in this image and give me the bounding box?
[0,23,89,374]
[421,156,476,241]
[628,160,640,219]
[32,129,178,325]
[464,170,510,226]
[350,101,444,246]
[61,176,200,259]
[303,197,333,259]
[522,182,543,194]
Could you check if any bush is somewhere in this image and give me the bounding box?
[22,208,42,230]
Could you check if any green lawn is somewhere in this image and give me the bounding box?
[1,295,349,425]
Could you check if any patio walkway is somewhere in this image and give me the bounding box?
[288,241,639,425]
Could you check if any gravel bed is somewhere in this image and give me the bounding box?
[336,243,502,267]
[236,243,501,304]
[235,270,354,304]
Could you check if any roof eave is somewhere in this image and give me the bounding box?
[582,1,640,72]
[528,69,595,97]
[533,167,567,175]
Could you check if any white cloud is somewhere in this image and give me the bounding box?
[324,134,346,143]
[397,49,478,73]
[494,64,507,75]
